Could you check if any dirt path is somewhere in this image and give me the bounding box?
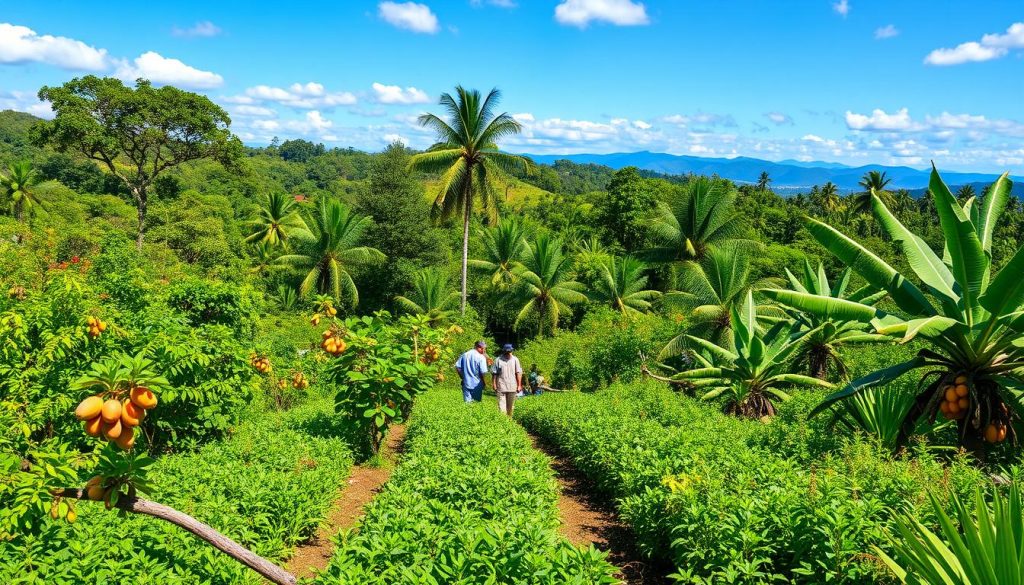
[287,425,407,580]
[529,435,670,585]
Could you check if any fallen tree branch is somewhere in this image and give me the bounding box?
[55,488,297,585]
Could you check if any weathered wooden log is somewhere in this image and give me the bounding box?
[56,488,297,585]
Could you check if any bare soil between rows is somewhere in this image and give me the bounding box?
[286,425,407,580]
[528,434,671,585]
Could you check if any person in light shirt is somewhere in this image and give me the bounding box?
[492,343,523,416]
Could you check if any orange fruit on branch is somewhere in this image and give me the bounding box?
[100,399,122,424]
[130,387,158,410]
[75,396,103,421]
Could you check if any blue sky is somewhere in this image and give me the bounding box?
[1,0,1023,172]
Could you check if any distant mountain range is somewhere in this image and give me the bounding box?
[523,151,1023,195]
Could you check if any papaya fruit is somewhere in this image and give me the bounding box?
[944,387,958,402]
[954,374,967,385]
[130,387,158,410]
[104,419,123,440]
[114,427,135,450]
[75,396,104,420]
[985,424,999,443]
[955,384,969,397]
[86,484,105,501]
[84,416,103,437]
[100,399,122,423]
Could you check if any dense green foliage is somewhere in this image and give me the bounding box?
[516,382,989,584]
[316,387,617,584]
[2,400,352,583]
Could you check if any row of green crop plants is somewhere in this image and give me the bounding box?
[314,387,619,584]
[2,399,352,584]
[515,381,1006,584]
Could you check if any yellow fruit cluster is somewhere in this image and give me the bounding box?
[251,355,271,373]
[85,316,107,338]
[310,313,322,326]
[49,496,76,522]
[422,344,441,364]
[321,330,347,356]
[938,376,970,420]
[75,386,157,450]
[292,372,309,389]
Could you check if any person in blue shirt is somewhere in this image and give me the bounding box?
[455,340,490,403]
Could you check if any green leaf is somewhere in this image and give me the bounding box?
[979,172,1012,256]
[929,165,988,324]
[809,356,927,418]
[762,289,878,322]
[876,316,960,343]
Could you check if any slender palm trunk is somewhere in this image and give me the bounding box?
[460,182,472,315]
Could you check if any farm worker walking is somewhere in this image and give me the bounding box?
[455,340,490,403]
[493,343,523,416]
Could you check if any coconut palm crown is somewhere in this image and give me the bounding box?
[409,86,532,314]
[791,166,1021,446]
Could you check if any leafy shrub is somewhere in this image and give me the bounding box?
[1,400,352,583]
[165,278,260,336]
[516,382,990,584]
[316,388,618,584]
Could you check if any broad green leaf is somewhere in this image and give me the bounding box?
[876,316,960,343]
[929,165,988,324]
[980,242,1024,318]
[809,356,927,418]
[979,172,1012,255]
[804,217,934,316]
[762,289,878,322]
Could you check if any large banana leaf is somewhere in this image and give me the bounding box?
[978,172,1012,256]
[762,289,879,322]
[929,166,988,325]
[875,316,960,343]
[872,193,958,312]
[979,242,1024,318]
[809,356,928,417]
[804,218,934,316]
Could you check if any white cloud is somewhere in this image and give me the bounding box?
[661,112,737,127]
[378,2,440,34]
[0,90,54,118]
[241,82,357,109]
[230,104,276,117]
[171,21,222,38]
[764,112,794,126]
[0,23,107,70]
[554,0,649,28]
[874,24,899,39]
[845,107,919,131]
[306,111,332,131]
[115,52,223,89]
[372,82,430,104]
[633,120,651,129]
[832,0,850,18]
[925,22,1024,66]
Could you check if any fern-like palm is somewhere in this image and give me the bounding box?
[408,86,532,314]
[660,244,779,359]
[513,233,588,336]
[468,217,528,289]
[245,192,310,247]
[644,176,749,263]
[1,161,44,222]
[395,267,460,327]
[763,261,888,380]
[853,170,894,215]
[276,199,385,306]
[590,256,661,316]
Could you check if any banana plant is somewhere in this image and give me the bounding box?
[764,260,888,380]
[876,483,1024,584]
[787,166,1021,448]
[669,290,832,418]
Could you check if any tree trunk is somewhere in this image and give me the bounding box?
[135,188,147,250]
[57,488,297,585]
[460,183,472,315]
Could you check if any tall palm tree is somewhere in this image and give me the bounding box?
[395,267,460,327]
[468,217,528,289]
[514,233,588,336]
[409,86,532,314]
[820,181,841,215]
[277,199,385,306]
[1,161,44,222]
[956,184,976,204]
[245,192,310,247]
[590,256,661,316]
[756,171,772,192]
[854,170,894,215]
[659,244,780,359]
[644,176,749,263]
[247,241,280,277]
